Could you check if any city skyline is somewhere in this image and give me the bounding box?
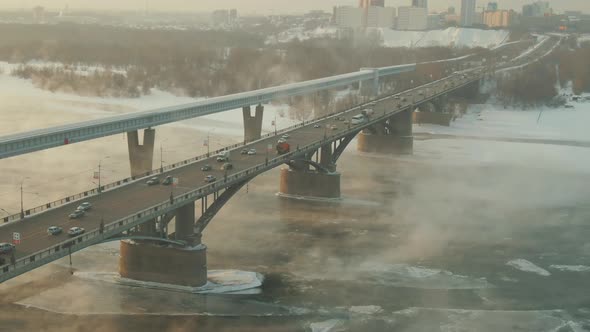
[0,1,588,14]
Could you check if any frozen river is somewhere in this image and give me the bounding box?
[2,73,590,331]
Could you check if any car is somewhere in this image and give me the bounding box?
[393,96,400,100]
[330,125,338,130]
[47,226,63,236]
[241,148,249,155]
[76,202,92,211]
[401,97,407,102]
[337,117,346,121]
[343,120,350,125]
[201,164,212,171]
[162,176,173,185]
[68,227,85,237]
[247,148,257,155]
[221,163,233,171]
[204,175,216,183]
[0,242,15,254]
[277,138,287,144]
[69,209,85,219]
[146,177,159,185]
[281,134,290,139]
[313,124,321,128]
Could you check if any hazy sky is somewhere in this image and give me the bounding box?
[0,1,588,14]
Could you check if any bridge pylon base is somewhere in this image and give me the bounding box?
[119,239,207,287]
[357,132,413,155]
[279,168,341,200]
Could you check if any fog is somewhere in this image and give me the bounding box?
[0,0,589,14]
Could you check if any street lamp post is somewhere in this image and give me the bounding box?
[20,177,30,219]
[98,156,110,193]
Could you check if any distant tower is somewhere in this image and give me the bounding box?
[412,0,428,9]
[461,0,476,26]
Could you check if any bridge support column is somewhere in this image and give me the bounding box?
[127,128,155,177]
[242,104,264,143]
[118,237,207,287]
[279,168,341,200]
[357,109,413,155]
[137,219,157,237]
[175,201,196,243]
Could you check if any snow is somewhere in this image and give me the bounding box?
[349,305,383,315]
[373,27,509,49]
[506,259,551,276]
[310,319,344,332]
[513,35,549,62]
[549,265,590,272]
[414,98,590,142]
[74,269,264,294]
[354,262,491,289]
[267,26,339,44]
[394,307,586,332]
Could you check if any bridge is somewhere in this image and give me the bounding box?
[0,35,560,285]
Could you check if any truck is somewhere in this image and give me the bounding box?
[216,150,230,162]
[276,141,290,155]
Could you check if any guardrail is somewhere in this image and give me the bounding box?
[0,70,491,282]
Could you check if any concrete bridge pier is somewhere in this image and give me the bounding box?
[119,201,208,287]
[279,142,343,200]
[357,109,413,155]
[242,104,264,143]
[127,128,156,177]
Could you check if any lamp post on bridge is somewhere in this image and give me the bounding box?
[96,156,110,194]
[20,177,30,220]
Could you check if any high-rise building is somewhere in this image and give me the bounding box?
[335,6,364,29]
[483,10,514,27]
[522,1,551,17]
[211,10,229,26]
[412,0,428,9]
[461,0,476,26]
[335,5,395,29]
[397,6,427,30]
[229,9,238,24]
[359,0,384,8]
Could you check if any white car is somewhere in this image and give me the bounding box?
[77,202,92,211]
[247,149,257,155]
[68,227,85,237]
[281,134,290,139]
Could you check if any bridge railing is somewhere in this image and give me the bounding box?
[0,67,505,281]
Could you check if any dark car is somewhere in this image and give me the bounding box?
[162,176,173,185]
[47,226,63,236]
[241,149,249,155]
[314,124,321,128]
[204,175,216,183]
[0,243,15,254]
[69,209,85,219]
[201,164,212,171]
[76,202,92,211]
[146,177,159,185]
[221,163,233,171]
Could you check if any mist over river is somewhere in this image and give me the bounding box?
[2,74,590,331]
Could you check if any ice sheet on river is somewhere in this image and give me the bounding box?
[392,307,586,332]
